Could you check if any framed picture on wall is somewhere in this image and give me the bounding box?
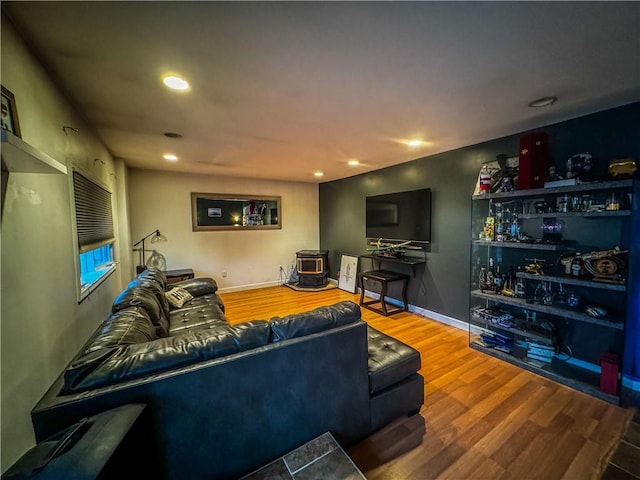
[338,255,358,293]
[1,86,21,138]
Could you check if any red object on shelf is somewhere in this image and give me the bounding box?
[599,353,619,395]
[518,132,548,189]
[479,167,492,192]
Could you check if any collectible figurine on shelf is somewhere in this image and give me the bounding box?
[586,248,625,278]
[482,217,495,241]
[479,259,504,293]
[555,283,567,305]
[608,157,637,178]
[479,265,494,293]
[514,267,526,298]
[567,291,581,308]
[490,154,519,193]
[499,176,514,192]
[566,152,594,180]
[547,165,563,182]
[501,266,516,297]
[524,258,545,275]
[570,254,586,277]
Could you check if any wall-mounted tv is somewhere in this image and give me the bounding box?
[365,188,431,243]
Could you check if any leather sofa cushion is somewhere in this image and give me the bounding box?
[226,320,271,349]
[82,307,157,355]
[269,301,361,342]
[136,268,167,290]
[168,302,228,335]
[173,293,225,313]
[170,277,218,297]
[63,320,270,393]
[128,277,171,317]
[367,326,421,394]
[113,286,169,337]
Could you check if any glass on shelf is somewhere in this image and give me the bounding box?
[555,283,567,306]
[606,192,620,211]
[542,282,553,305]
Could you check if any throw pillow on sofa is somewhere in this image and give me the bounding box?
[165,287,193,308]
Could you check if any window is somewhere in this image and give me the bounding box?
[73,171,116,300]
[79,244,114,287]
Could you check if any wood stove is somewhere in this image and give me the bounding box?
[296,250,329,288]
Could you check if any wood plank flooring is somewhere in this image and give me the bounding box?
[220,285,636,480]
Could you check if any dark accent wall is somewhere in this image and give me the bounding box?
[319,102,640,322]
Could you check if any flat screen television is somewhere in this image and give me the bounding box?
[365,188,431,243]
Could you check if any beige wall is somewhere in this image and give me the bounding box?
[128,168,319,291]
[1,18,130,471]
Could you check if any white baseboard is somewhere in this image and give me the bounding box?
[218,280,280,294]
[409,304,469,331]
[219,278,338,294]
[362,289,468,331]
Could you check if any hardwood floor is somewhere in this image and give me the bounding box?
[220,285,635,480]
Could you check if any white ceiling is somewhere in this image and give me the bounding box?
[5,1,640,183]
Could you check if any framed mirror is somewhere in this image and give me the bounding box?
[191,192,281,231]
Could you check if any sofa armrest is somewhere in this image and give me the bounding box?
[170,277,218,296]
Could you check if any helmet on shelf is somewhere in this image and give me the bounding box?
[566,152,594,179]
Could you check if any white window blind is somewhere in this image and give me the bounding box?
[73,171,114,253]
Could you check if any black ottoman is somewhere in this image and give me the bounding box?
[367,326,424,430]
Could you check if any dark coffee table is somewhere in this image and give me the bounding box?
[240,432,366,479]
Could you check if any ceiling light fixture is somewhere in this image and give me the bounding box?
[528,96,558,108]
[406,140,423,147]
[314,171,324,178]
[162,75,190,91]
[163,153,178,161]
[348,159,360,166]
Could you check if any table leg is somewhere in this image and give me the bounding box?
[380,279,388,315]
[401,278,409,311]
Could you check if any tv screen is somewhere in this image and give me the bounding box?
[366,188,431,243]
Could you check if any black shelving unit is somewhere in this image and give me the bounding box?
[469,179,638,405]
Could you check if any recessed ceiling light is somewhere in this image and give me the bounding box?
[314,171,324,178]
[348,159,360,166]
[163,153,178,161]
[528,96,557,108]
[162,75,190,91]
[406,140,423,147]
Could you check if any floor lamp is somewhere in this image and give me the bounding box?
[133,229,167,273]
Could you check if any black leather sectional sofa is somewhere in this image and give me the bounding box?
[31,269,424,479]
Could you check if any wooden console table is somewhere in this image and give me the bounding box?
[165,268,195,284]
[359,270,410,316]
[359,254,425,277]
